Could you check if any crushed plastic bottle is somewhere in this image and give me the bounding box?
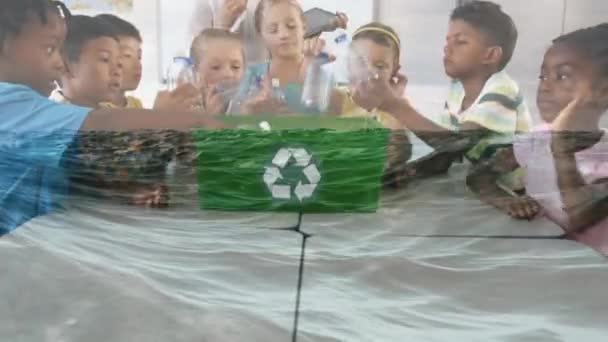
[206,79,240,113]
[166,57,196,91]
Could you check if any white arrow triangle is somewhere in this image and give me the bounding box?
[272,148,291,168]
[302,164,321,184]
[290,148,312,167]
[272,185,292,200]
[263,167,282,188]
[294,182,317,201]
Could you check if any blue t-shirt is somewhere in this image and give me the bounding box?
[0,82,90,233]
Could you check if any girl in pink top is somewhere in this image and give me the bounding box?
[469,24,608,254]
[515,24,608,255]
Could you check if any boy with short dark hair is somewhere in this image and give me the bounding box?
[351,1,531,191]
[96,13,144,108]
[50,15,122,107]
[50,15,171,207]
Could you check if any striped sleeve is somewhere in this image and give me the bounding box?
[461,91,523,134]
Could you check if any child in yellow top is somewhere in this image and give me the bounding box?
[96,14,144,109]
[331,23,411,187]
[334,22,404,130]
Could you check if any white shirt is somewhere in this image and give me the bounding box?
[189,0,267,64]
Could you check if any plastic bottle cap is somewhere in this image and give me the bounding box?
[316,52,332,64]
[259,121,271,131]
[173,56,193,66]
[334,33,349,44]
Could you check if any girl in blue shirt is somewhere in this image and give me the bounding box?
[235,0,346,115]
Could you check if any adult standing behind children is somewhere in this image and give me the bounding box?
[189,0,266,64]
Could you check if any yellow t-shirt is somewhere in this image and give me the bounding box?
[101,95,144,109]
[338,88,403,130]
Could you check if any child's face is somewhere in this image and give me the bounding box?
[64,37,122,105]
[0,11,66,96]
[260,3,305,60]
[443,19,494,79]
[194,39,244,89]
[349,39,397,85]
[117,36,142,92]
[537,42,602,124]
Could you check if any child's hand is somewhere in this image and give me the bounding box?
[551,92,592,133]
[217,0,248,29]
[349,72,407,112]
[391,73,408,98]
[300,37,336,82]
[551,85,607,154]
[491,147,519,173]
[551,81,607,133]
[153,84,202,111]
[132,183,169,208]
[202,86,227,116]
[241,77,289,115]
[498,195,541,220]
[302,37,336,60]
[330,12,349,30]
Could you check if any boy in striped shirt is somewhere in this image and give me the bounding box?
[350,1,531,194]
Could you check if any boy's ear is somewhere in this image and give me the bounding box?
[484,46,503,68]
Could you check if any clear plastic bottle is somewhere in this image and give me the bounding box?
[301,52,334,114]
[270,78,286,103]
[206,79,240,113]
[226,72,265,115]
[166,56,195,91]
[327,30,351,85]
[347,47,378,87]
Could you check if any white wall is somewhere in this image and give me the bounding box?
[378,0,454,118]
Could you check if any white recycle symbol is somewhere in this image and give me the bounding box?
[263,148,321,202]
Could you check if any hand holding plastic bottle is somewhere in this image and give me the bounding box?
[331,12,349,31]
[349,69,407,113]
[202,80,239,115]
[216,0,248,30]
[299,37,336,83]
[241,76,290,116]
[551,83,607,155]
[153,83,203,111]
[551,81,608,133]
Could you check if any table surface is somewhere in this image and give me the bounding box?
[1,163,603,342]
